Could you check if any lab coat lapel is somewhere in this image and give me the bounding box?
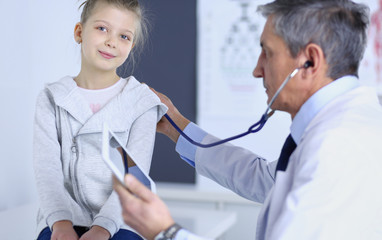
[256,187,274,240]
[260,161,295,239]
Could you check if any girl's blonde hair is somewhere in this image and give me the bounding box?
[79,0,149,71]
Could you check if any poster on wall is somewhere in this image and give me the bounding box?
[197,0,267,118]
[197,0,289,161]
[197,0,382,160]
[361,0,382,94]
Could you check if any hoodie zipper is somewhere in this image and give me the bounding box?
[64,109,94,219]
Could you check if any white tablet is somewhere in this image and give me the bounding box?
[102,123,156,192]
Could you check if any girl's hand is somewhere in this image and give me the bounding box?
[51,220,79,240]
[79,226,110,240]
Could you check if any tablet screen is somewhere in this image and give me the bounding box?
[102,123,155,192]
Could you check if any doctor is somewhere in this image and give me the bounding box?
[114,0,382,239]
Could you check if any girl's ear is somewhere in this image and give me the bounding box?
[74,22,83,44]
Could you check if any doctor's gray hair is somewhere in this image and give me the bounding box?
[257,0,370,80]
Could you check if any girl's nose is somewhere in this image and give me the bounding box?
[105,36,117,48]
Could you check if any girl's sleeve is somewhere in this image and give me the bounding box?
[125,106,158,174]
[92,107,158,236]
[33,89,74,228]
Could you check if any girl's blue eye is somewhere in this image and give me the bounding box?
[98,26,107,32]
[121,35,129,40]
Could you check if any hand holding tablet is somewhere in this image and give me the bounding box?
[102,123,156,192]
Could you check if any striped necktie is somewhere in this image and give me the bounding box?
[275,134,296,173]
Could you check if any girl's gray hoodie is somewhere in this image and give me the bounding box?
[33,76,167,237]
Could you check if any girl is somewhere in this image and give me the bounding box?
[33,0,166,239]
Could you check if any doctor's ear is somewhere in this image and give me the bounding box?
[302,43,325,75]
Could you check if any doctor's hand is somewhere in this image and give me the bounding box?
[150,88,190,143]
[113,174,175,240]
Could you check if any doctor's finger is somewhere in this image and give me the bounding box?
[113,176,136,202]
[150,88,173,106]
[124,174,156,202]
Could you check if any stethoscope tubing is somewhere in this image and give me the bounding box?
[164,66,304,148]
[164,111,272,148]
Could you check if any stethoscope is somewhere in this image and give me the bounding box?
[164,61,313,148]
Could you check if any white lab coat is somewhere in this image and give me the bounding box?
[261,86,382,240]
[195,86,382,240]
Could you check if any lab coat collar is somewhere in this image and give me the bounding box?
[291,75,360,145]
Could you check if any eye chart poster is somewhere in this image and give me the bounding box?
[196,0,381,161]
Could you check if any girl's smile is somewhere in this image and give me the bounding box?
[98,50,116,59]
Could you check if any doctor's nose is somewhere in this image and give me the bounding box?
[253,51,265,79]
[253,62,263,79]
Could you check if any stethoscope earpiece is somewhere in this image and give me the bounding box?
[304,61,313,69]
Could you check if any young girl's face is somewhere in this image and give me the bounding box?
[75,2,137,73]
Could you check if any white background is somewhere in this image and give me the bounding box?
[0,1,81,210]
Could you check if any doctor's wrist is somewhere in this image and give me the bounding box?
[154,223,183,240]
[168,115,190,143]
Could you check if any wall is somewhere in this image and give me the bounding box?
[0,1,80,238]
[129,0,197,184]
[0,0,81,211]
